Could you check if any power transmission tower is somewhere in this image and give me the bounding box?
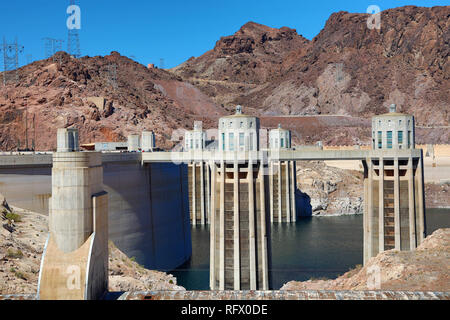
[160,58,164,69]
[106,63,118,91]
[1,37,24,86]
[26,54,33,65]
[67,0,81,58]
[43,38,64,63]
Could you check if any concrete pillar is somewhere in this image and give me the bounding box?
[408,157,417,250]
[269,161,274,223]
[206,163,211,224]
[363,160,369,265]
[367,158,373,259]
[259,161,269,290]
[192,163,197,226]
[127,135,140,152]
[394,157,401,250]
[285,161,291,223]
[141,131,155,152]
[219,161,225,290]
[248,159,257,289]
[38,129,108,300]
[290,161,296,223]
[209,162,216,290]
[57,128,79,152]
[200,161,205,225]
[378,157,384,252]
[417,155,426,244]
[233,161,240,290]
[277,161,282,223]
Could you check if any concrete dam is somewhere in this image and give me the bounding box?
[0,104,427,299]
[0,153,192,271]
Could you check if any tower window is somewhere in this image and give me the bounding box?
[239,133,244,147]
[281,138,284,148]
[387,131,393,149]
[398,131,403,145]
[378,131,382,149]
[229,133,234,151]
[222,133,225,151]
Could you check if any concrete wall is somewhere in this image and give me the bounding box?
[0,161,192,271]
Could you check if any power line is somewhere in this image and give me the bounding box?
[43,38,64,63]
[1,36,24,86]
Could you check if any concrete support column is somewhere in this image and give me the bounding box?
[50,152,103,252]
[200,161,205,225]
[259,161,269,290]
[285,162,291,223]
[378,157,384,252]
[233,161,240,290]
[39,140,108,300]
[248,160,256,290]
[367,158,373,259]
[408,157,417,250]
[209,162,216,290]
[219,161,225,290]
[290,161,296,223]
[269,161,274,223]
[277,161,282,223]
[206,162,211,224]
[417,155,425,244]
[192,163,197,226]
[394,157,401,250]
[363,160,369,265]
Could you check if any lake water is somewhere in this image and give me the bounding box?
[172,208,450,290]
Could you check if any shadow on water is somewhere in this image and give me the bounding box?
[172,209,450,290]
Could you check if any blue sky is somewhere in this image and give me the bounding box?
[0,0,448,69]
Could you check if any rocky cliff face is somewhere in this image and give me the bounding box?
[0,51,222,151]
[281,228,450,291]
[172,6,450,144]
[296,161,364,216]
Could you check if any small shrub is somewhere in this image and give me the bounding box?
[6,248,23,259]
[14,271,27,280]
[169,280,174,284]
[130,257,136,262]
[5,212,22,223]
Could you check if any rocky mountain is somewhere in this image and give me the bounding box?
[0,6,448,151]
[0,51,222,151]
[172,6,450,144]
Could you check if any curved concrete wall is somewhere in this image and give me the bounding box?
[0,161,192,271]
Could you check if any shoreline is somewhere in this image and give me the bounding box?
[311,206,450,218]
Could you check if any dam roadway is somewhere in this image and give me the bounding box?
[0,148,423,167]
